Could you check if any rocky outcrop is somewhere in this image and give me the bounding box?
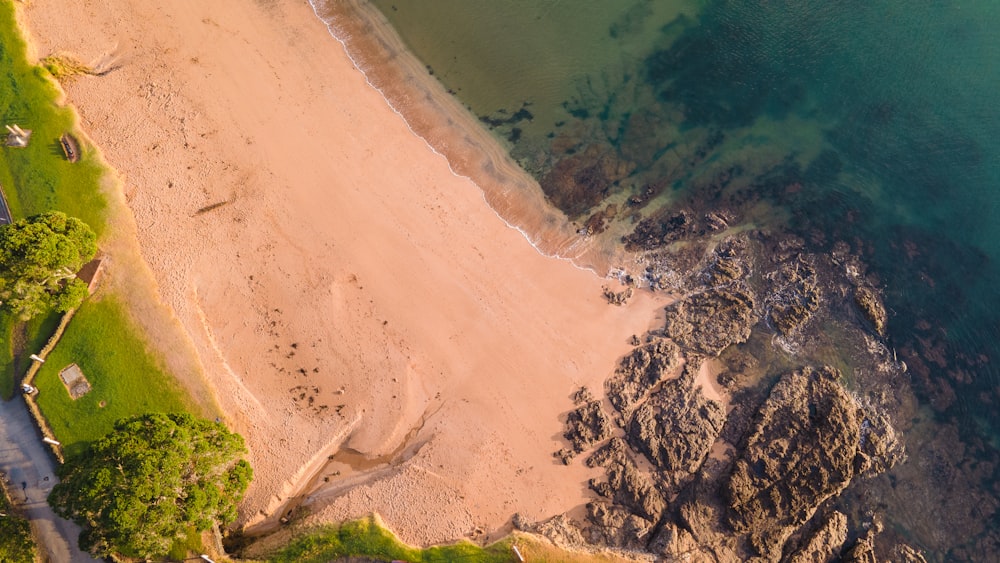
[664,284,757,356]
[765,254,821,336]
[841,528,878,563]
[583,502,657,550]
[555,398,612,464]
[626,365,725,474]
[785,511,848,563]
[605,339,681,416]
[587,439,667,525]
[723,366,868,557]
[853,285,887,336]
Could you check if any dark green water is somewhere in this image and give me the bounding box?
[345,0,1000,558]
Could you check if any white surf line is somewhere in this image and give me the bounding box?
[307,1,612,279]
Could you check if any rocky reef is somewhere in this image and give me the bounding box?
[545,360,907,562]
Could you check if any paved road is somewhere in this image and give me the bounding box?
[0,395,100,562]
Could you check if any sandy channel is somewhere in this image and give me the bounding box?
[20,0,694,545]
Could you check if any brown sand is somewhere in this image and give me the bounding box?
[19,0,702,546]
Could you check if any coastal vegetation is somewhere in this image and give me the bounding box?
[50,413,252,559]
[40,53,93,81]
[0,3,248,559]
[0,211,97,319]
[266,517,515,563]
[0,479,35,562]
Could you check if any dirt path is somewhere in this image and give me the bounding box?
[0,395,99,562]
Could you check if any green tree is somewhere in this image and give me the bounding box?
[0,211,97,319]
[49,413,253,559]
[0,486,36,563]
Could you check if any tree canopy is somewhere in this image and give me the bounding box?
[49,413,253,559]
[0,487,35,563]
[0,211,97,319]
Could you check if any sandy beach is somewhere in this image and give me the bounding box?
[15,0,695,546]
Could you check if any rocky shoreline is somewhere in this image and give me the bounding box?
[514,222,952,561]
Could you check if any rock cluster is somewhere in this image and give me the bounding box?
[554,358,905,562]
[605,339,681,416]
[626,365,725,475]
[555,397,612,465]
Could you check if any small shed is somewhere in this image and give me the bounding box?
[76,256,105,294]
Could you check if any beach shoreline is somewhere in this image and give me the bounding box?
[19,0,696,547]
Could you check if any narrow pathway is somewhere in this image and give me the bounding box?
[0,184,11,225]
[0,395,99,562]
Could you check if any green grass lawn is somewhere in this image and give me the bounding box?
[268,517,516,563]
[0,1,203,457]
[32,297,196,459]
[0,1,108,230]
[0,311,61,400]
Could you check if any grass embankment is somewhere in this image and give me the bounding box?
[267,517,515,563]
[264,517,629,563]
[0,0,111,401]
[0,310,60,399]
[32,297,196,459]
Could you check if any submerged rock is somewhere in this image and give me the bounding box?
[540,144,634,218]
[723,366,867,557]
[854,285,887,336]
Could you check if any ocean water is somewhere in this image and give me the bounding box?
[317,0,1000,558]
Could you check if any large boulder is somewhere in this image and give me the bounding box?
[664,284,757,356]
[723,366,862,557]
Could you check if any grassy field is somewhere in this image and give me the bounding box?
[0,310,60,400]
[32,297,196,459]
[0,1,108,231]
[267,517,516,563]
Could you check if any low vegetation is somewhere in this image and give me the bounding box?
[40,54,93,81]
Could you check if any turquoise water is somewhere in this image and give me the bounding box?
[358,0,1000,558]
